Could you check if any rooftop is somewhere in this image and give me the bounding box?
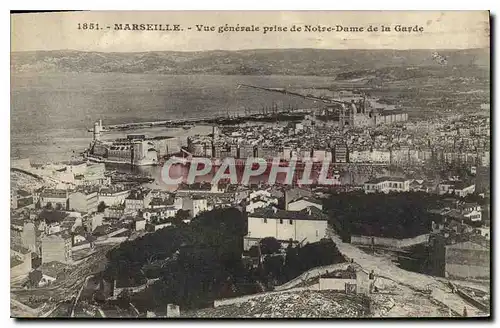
[40,189,68,198]
[249,206,327,221]
[288,196,322,206]
[126,190,151,200]
[11,244,30,255]
[10,256,23,268]
[365,176,410,184]
[439,180,475,190]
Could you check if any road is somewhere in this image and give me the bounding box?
[327,227,488,317]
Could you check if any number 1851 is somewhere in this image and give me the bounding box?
[78,23,100,30]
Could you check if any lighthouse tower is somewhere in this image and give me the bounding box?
[93,120,103,141]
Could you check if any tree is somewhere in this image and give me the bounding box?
[44,202,53,210]
[97,201,107,213]
[259,237,281,255]
[174,209,190,225]
[248,245,260,258]
[117,289,131,307]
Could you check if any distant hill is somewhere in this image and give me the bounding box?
[11,48,490,77]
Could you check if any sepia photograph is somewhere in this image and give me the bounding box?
[9,10,491,318]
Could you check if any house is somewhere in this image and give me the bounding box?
[149,197,174,209]
[142,207,178,222]
[74,163,110,186]
[445,241,489,279]
[10,245,32,278]
[244,206,328,250]
[11,188,18,210]
[246,198,277,213]
[182,196,208,219]
[98,188,131,206]
[475,226,490,240]
[429,201,482,224]
[364,176,411,194]
[68,190,99,213]
[73,234,87,245]
[286,197,323,211]
[438,181,476,197]
[135,218,146,231]
[46,222,62,235]
[40,189,69,210]
[458,203,482,222]
[409,179,435,193]
[284,187,313,206]
[84,213,104,232]
[176,182,222,196]
[249,189,271,201]
[38,274,57,287]
[125,190,152,213]
[41,231,72,264]
[20,221,38,254]
[60,215,83,233]
[154,221,173,231]
[104,205,125,219]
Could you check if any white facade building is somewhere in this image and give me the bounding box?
[244,206,328,250]
[364,177,411,194]
[182,197,208,218]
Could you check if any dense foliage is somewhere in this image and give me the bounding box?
[104,207,247,287]
[323,191,445,239]
[103,207,345,312]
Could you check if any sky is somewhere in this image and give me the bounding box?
[11,11,490,52]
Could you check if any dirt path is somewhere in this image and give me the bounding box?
[327,228,488,317]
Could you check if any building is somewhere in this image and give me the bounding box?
[104,206,125,220]
[438,181,476,197]
[68,190,99,213]
[84,213,104,232]
[149,197,175,209]
[98,188,131,206]
[154,222,173,231]
[11,188,18,210]
[363,177,411,194]
[135,218,146,231]
[11,245,32,278]
[244,206,328,250]
[445,241,489,279]
[75,163,109,186]
[284,187,313,207]
[41,231,72,264]
[125,189,152,213]
[246,197,278,214]
[21,221,38,254]
[182,196,209,219]
[40,189,69,210]
[150,136,181,156]
[286,197,323,211]
[88,128,159,166]
[333,143,349,163]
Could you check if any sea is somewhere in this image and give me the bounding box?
[12,72,350,187]
[11,72,336,163]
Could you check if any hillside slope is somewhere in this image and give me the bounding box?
[183,290,370,318]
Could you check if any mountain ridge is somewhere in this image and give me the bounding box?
[11,48,490,76]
